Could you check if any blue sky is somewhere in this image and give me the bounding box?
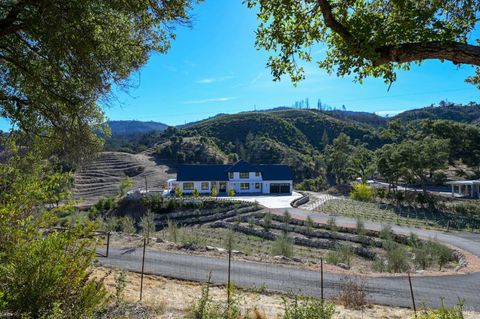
[2,1,479,130]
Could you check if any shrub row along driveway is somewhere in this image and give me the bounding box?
[280,208,480,257]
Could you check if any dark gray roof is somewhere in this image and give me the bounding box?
[226,159,256,172]
[176,164,230,181]
[256,164,293,181]
[176,160,292,181]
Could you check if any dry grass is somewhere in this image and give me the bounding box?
[93,267,480,319]
[74,151,174,207]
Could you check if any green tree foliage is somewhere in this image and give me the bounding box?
[376,144,406,190]
[118,177,133,197]
[228,188,235,197]
[0,225,107,318]
[397,138,449,192]
[0,0,197,163]
[350,183,375,202]
[325,133,352,184]
[247,0,480,88]
[347,145,374,183]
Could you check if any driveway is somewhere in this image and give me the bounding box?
[225,192,302,209]
[99,247,480,310]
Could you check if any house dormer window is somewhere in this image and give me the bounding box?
[239,172,249,179]
[255,172,260,177]
[229,172,234,179]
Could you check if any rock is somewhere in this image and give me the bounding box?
[416,270,425,274]
[337,263,350,270]
[216,248,227,253]
[292,257,302,263]
[232,250,243,255]
[454,265,464,272]
[206,245,216,251]
[274,255,290,261]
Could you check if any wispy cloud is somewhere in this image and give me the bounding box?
[196,75,234,84]
[183,97,237,104]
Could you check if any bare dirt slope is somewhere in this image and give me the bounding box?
[74,151,174,207]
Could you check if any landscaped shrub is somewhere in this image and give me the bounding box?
[325,245,354,267]
[413,240,454,270]
[262,213,272,231]
[305,216,314,236]
[228,188,235,197]
[118,216,136,234]
[356,218,366,237]
[379,224,394,241]
[271,234,294,258]
[327,216,337,232]
[385,241,411,273]
[193,188,200,198]
[350,183,375,202]
[282,296,335,319]
[167,220,178,243]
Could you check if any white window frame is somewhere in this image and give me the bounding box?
[239,172,249,179]
[255,183,260,189]
[229,172,234,179]
[201,182,209,190]
[255,172,260,177]
[240,183,250,190]
[183,182,194,190]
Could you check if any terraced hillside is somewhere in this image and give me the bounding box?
[74,151,174,207]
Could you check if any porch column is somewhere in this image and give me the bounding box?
[451,184,454,197]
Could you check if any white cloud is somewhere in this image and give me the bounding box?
[183,97,237,104]
[375,110,406,117]
[196,75,234,84]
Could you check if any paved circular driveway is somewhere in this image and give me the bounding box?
[226,192,302,208]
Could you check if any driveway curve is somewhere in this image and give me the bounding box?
[99,247,480,311]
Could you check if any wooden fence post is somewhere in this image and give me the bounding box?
[408,272,417,318]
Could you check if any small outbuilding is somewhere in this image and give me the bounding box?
[446,180,480,199]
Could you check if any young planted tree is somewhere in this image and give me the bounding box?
[140,209,156,243]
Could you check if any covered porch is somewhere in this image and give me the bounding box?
[446,180,480,199]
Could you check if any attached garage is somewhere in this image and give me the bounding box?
[270,183,291,194]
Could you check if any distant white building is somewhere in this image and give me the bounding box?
[167,160,293,195]
[446,180,480,199]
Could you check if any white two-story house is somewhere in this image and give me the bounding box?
[167,160,293,195]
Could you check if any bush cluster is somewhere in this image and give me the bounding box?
[350,183,375,202]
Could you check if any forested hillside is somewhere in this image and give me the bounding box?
[104,103,480,185]
[393,102,480,126]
